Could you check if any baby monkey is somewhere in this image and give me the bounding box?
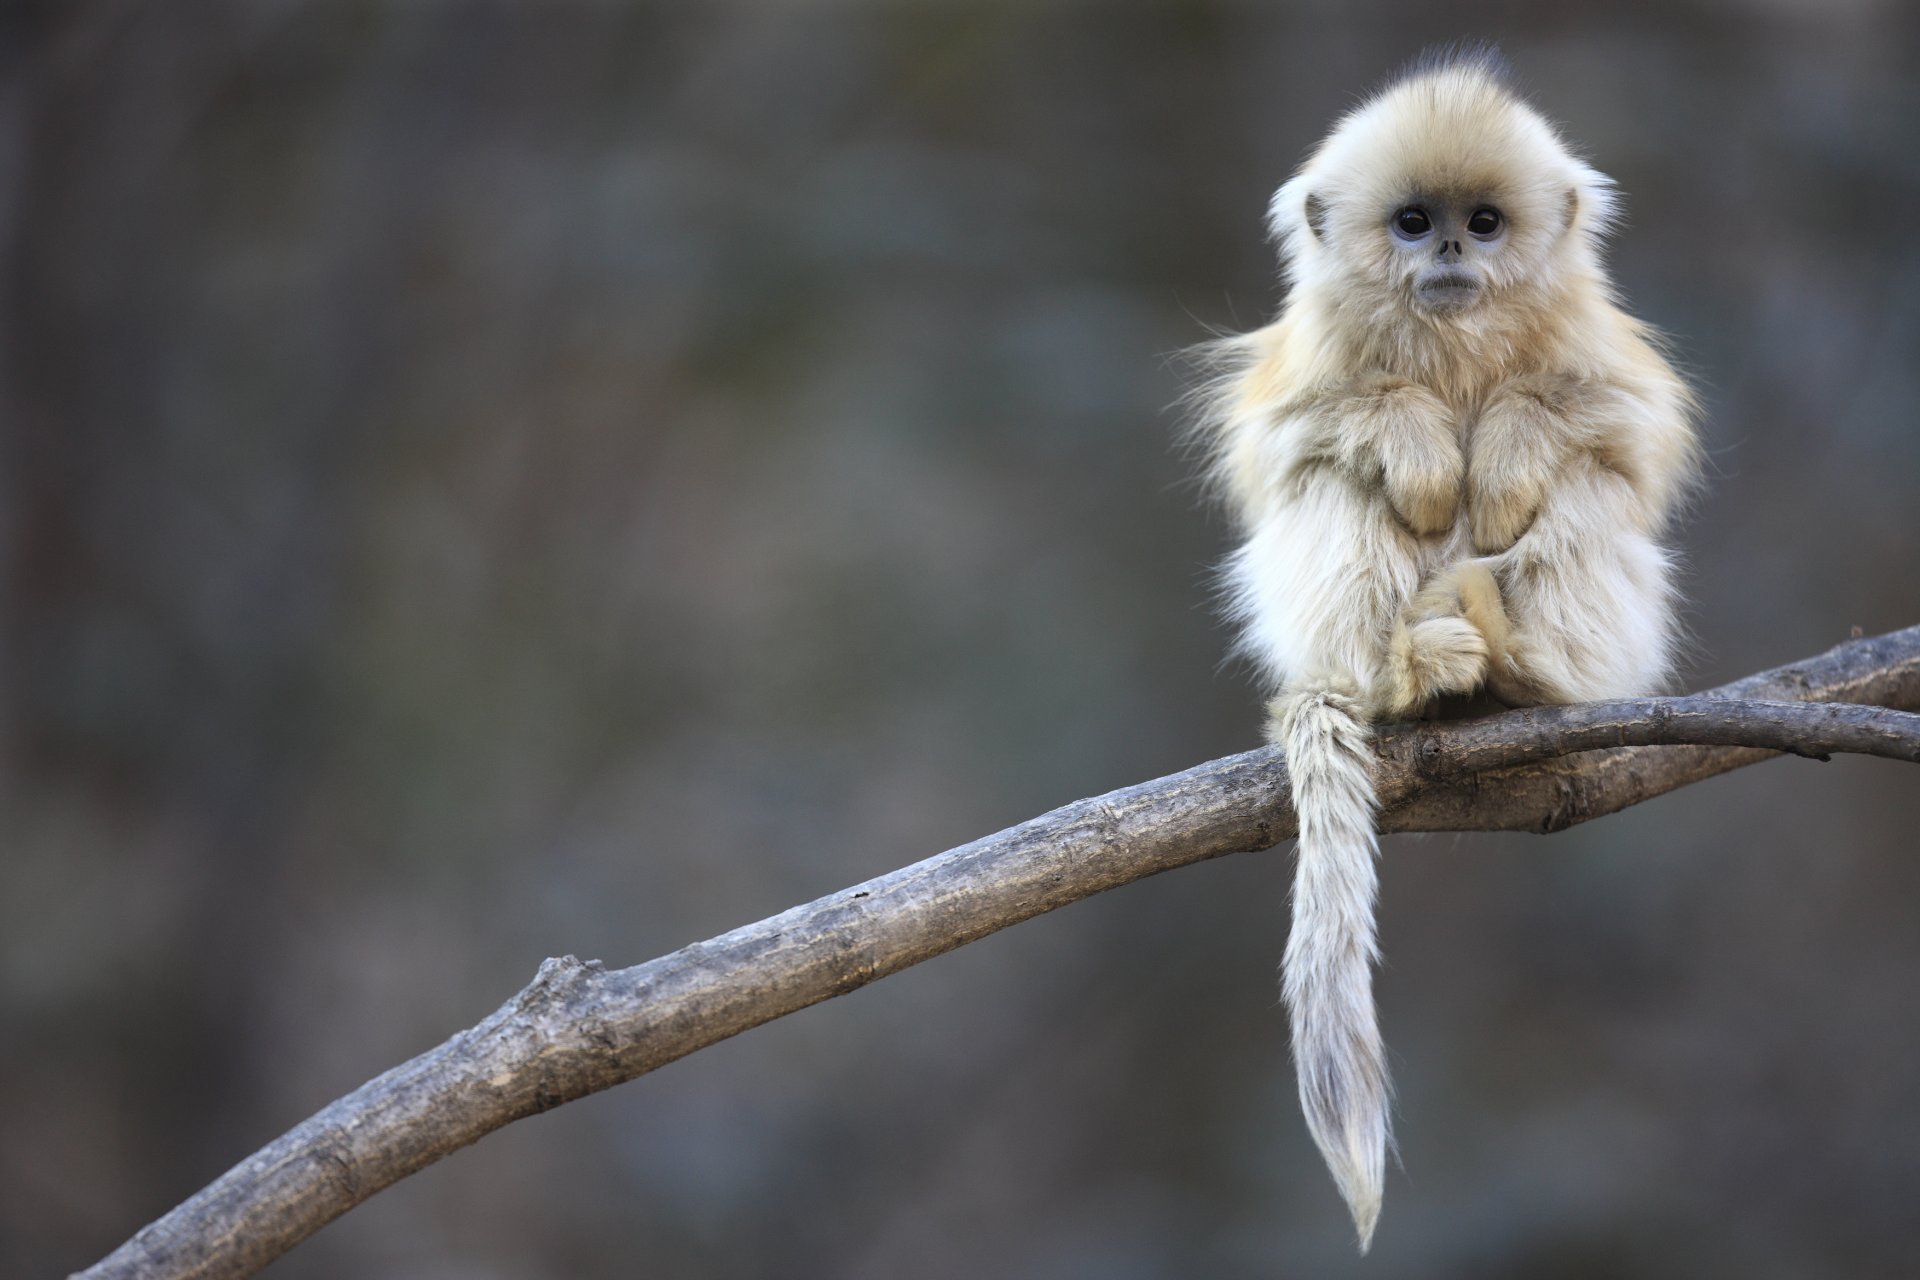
[1198,50,1698,1249]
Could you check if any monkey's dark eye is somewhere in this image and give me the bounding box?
[1466,207,1503,237]
[1393,207,1432,237]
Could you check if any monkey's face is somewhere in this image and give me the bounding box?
[1340,175,1581,321]
[1385,197,1508,316]
[1275,63,1617,327]
[1292,170,1586,323]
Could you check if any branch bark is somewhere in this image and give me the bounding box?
[77,625,1920,1280]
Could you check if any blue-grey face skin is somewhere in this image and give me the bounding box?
[1389,198,1506,313]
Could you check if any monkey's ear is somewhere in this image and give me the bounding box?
[1304,191,1329,240]
[1266,177,1322,249]
[1562,187,1579,232]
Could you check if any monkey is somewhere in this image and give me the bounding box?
[1193,49,1699,1251]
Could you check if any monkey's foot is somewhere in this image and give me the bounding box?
[1383,615,1488,717]
[1416,559,1509,654]
[1414,559,1539,706]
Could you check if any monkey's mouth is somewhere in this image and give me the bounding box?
[1415,272,1482,312]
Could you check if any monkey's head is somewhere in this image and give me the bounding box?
[1271,50,1618,325]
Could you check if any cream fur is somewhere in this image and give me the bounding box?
[1197,52,1699,1250]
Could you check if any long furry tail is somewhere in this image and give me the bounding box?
[1270,686,1391,1253]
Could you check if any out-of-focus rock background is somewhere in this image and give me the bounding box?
[5,4,1917,1277]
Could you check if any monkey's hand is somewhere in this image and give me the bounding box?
[1334,378,1463,537]
[1467,374,1584,553]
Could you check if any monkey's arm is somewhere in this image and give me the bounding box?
[1460,396,1691,706]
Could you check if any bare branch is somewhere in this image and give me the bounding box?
[1401,697,1920,768]
[76,626,1920,1280]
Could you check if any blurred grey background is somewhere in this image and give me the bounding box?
[5,3,1919,1277]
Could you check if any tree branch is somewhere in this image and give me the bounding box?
[76,626,1920,1280]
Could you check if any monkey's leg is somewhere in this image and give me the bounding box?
[1232,490,1483,732]
[1483,458,1680,704]
[1251,383,1484,719]
[1232,480,1416,730]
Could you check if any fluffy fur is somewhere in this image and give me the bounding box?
[1196,51,1699,1250]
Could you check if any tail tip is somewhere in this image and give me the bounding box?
[1351,1195,1381,1254]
